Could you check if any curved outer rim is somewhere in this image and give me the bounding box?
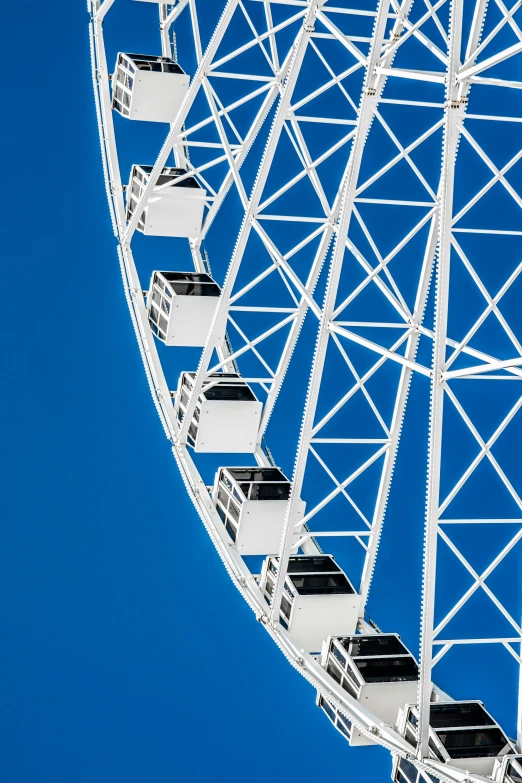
[88,2,513,781]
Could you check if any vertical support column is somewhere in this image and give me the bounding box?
[417,0,464,757]
[270,0,394,625]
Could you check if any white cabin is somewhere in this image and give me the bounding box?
[126,165,206,238]
[112,53,189,123]
[318,634,419,746]
[260,555,361,652]
[393,701,514,779]
[212,467,304,555]
[176,372,262,453]
[147,271,220,347]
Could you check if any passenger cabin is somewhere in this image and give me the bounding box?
[494,756,522,783]
[394,701,513,778]
[212,467,304,555]
[112,53,189,123]
[126,165,206,238]
[147,271,220,346]
[318,634,419,746]
[260,555,361,652]
[175,372,262,453]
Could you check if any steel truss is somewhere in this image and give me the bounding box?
[90,0,522,779]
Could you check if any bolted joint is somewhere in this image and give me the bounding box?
[303,22,315,33]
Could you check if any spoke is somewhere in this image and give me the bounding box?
[418,0,464,755]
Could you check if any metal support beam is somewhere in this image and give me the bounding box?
[418,0,464,756]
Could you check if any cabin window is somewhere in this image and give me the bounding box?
[430,703,495,729]
[326,660,342,686]
[355,656,418,683]
[332,645,347,669]
[506,760,522,783]
[397,758,418,783]
[321,698,336,724]
[280,596,292,620]
[437,728,508,759]
[291,573,354,596]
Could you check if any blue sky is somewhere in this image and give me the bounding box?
[0,2,391,781]
[1,0,519,781]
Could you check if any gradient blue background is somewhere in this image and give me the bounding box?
[1,0,517,781]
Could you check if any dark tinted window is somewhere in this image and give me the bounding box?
[170,175,199,189]
[280,596,292,619]
[355,657,418,683]
[437,728,508,758]
[337,717,351,738]
[161,272,214,283]
[171,282,220,297]
[320,697,336,725]
[228,468,286,482]
[507,760,522,783]
[225,521,237,542]
[430,703,495,729]
[326,660,342,686]
[250,483,290,501]
[398,758,419,783]
[162,62,185,74]
[204,384,256,401]
[343,635,410,657]
[287,556,338,573]
[139,167,199,189]
[332,644,347,668]
[154,174,172,186]
[292,574,354,595]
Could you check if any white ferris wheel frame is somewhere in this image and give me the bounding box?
[89,0,522,780]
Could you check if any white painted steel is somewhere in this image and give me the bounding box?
[90,0,522,779]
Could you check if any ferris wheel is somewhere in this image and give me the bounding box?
[89,0,522,780]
